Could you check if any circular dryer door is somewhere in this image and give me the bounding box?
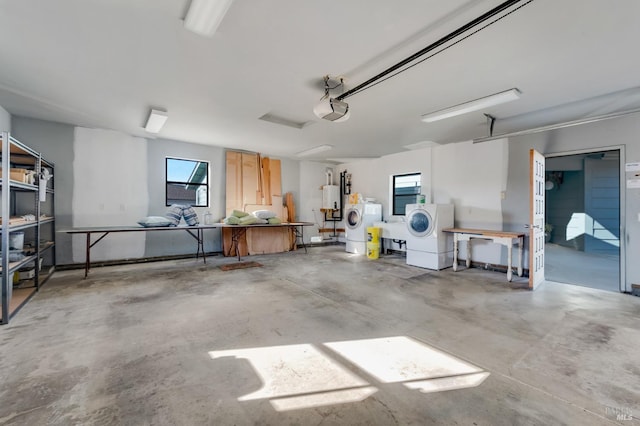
[407,208,434,237]
[346,208,362,230]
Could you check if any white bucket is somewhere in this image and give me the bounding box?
[9,232,24,250]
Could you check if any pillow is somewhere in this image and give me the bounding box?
[224,216,241,225]
[239,215,258,225]
[253,218,269,224]
[267,217,282,225]
[138,216,174,227]
[232,209,249,218]
[166,204,184,225]
[183,206,199,226]
[252,209,276,219]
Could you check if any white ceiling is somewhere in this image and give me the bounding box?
[1,0,640,161]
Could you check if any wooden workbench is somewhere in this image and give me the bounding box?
[443,228,525,281]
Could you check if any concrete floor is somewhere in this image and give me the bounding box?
[0,245,638,425]
[546,243,620,292]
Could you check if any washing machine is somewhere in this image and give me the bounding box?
[405,203,454,269]
[345,203,382,254]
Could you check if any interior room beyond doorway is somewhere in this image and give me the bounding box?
[544,149,621,292]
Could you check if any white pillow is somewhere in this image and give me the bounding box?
[253,210,276,219]
[138,216,174,227]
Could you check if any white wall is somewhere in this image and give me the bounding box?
[432,139,509,264]
[298,160,337,242]
[12,116,76,264]
[145,138,225,257]
[339,148,433,220]
[0,105,10,132]
[335,141,509,264]
[72,127,148,262]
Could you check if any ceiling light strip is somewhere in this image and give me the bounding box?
[296,145,333,157]
[145,109,168,133]
[184,0,235,37]
[421,89,521,123]
[472,107,640,143]
[335,0,531,102]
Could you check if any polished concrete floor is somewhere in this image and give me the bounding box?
[0,245,638,425]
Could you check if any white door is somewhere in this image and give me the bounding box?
[529,149,545,290]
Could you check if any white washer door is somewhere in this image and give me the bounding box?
[407,208,434,237]
[346,208,362,230]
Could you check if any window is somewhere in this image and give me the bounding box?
[166,157,209,207]
[392,173,421,215]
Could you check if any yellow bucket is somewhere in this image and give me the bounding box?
[367,227,381,243]
[367,242,380,260]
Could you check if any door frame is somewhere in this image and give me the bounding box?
[544,145,626,292]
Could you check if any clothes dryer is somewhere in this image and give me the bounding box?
[405,203,454,269]
[345,203,382,254]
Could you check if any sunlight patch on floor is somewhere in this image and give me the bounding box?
[208,336,488,411]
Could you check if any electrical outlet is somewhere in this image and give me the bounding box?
[501,191,506,200]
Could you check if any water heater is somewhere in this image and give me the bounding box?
[322,185,340,210]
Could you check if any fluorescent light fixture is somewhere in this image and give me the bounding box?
[326,157,378,163]
[296,144,333,157]
[403,141,439,150]
[145,109,168,133]
[184,0,235,37]
[421,88,521,123]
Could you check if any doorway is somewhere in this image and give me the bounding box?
[544,149,621,292]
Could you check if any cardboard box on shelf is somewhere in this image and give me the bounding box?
[0,168,30,183]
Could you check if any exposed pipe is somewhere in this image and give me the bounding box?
[336,0,530,101]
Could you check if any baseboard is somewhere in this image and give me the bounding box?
[56,252,223,271]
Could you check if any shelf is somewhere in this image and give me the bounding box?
[4,221,39,231]
[40,242,55,253]
[37,267,55,286]
[40,217,55,225]
[0,286,37,322]
[0,180,39,191]
[1,132,55,324]
[1,254,39,275]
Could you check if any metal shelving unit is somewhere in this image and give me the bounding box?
[1,131,55,324]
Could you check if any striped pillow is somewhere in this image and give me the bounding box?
[183,206,199,226]
[166,204,184,225]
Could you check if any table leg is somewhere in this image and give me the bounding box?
[452,236,459,272]
[466,239,472,268]
[199,229,206,264]
[507,240,513,282]
[517,236,523,276]
[84,232,111,278]
[85,233,90,278]
[231,228,243,261]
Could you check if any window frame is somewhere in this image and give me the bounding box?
[165,156,210,207]
[392,172,421,216]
